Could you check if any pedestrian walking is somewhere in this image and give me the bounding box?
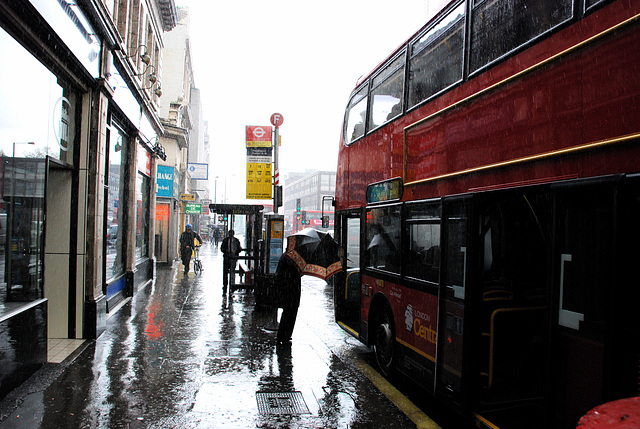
[179,224,202,274]
[221,229,241,287]
[213,227,221,247]
[275,256,302,345]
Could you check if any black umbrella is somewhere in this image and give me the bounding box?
[284,228,342,280]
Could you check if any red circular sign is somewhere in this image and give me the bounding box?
[270,113,284,127]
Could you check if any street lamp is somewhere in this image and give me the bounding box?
[214,176,218,204]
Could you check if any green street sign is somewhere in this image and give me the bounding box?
[184,203,202,214]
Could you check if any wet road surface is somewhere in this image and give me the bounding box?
[0,243,466,428]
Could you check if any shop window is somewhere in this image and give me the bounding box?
[0,27,78,310]
[135,172,150,260]
[0,158,46,307]
[106,123,127,281]
[0,27,77,164]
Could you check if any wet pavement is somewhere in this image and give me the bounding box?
[0,243,431,428]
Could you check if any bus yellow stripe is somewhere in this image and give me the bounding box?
[404,132,640,187]
[338,321,359,337]
[396,337,436,363]
[474,413,502,429]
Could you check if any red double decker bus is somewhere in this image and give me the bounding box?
[332,1,640,428]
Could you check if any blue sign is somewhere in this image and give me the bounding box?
[156,165,174,197]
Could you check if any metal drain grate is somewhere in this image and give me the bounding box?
[256,391,311,415]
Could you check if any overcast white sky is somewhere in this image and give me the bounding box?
[173,0,443,203]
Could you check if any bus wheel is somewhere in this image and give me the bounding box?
[374,307,395,377]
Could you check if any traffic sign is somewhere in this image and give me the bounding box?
[184,203,201,214]
[181,193,195,201]
[270,113,284,128]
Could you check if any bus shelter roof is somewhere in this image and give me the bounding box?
[208,204,264,215]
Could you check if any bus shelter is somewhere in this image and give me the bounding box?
[208,204,264,291]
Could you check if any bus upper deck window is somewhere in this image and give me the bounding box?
[368,54,405,130]
[344,85,368,145]
[408,3,465,109]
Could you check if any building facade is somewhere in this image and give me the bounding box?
[283,170,336,233]
[156,7,209,263]
[0,0,177,398]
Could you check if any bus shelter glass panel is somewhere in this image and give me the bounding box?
[364,205,401,274]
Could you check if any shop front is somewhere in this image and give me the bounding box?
[0,0,165,399]
[0,0,100,396]
[155,165,179,264]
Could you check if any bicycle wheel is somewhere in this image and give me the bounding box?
[194,260,202,275]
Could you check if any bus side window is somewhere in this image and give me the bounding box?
[365,205,402,274]
[408,3,465,108]
[405,201,441,283]
[369,53,405,130]
[344,85,368,144]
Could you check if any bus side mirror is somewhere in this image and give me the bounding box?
[322,215,329,228]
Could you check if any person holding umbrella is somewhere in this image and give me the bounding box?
[275,228,342,344]
[275,256,302,345]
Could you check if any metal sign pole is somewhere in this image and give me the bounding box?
[265,113,284,332]
[273,126,278,213]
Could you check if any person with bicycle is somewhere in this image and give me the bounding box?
[179,224,202,274]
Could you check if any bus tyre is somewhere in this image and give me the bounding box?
[374,307,395,377]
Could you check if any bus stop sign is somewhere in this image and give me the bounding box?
[270,113,284,128]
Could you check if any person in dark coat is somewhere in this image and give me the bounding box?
[179,224,202,274]
[275,256,302,344]
[221,229,241,287]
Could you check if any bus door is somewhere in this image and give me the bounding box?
[333,209,362,337]
[436,196,472,407]
[549,178,616,427]
[470,188,551,425]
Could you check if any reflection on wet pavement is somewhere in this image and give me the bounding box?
[0,244,416,428]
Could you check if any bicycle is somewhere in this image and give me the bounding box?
[193,245,203,275]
